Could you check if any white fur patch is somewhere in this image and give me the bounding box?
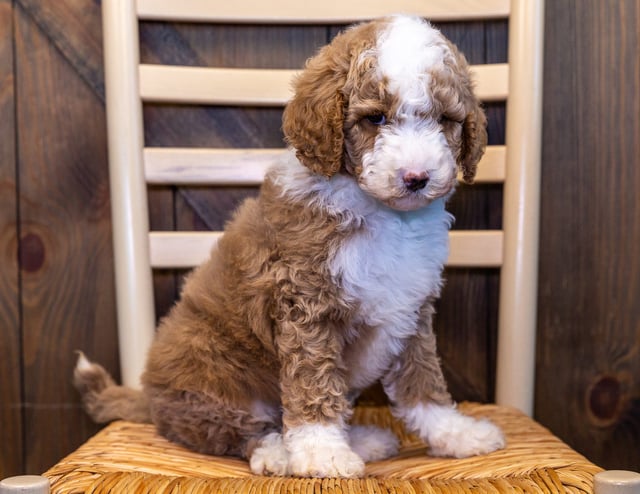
[75,351,93,371]
[250,432,289,476]
[329,197,451,389]
[397,402,506,458]
[377,16,448,103]
[284,423,364,478]
[359,122,457,209]
[348,425,399,462]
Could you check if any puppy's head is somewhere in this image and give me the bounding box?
[282,15,487,211]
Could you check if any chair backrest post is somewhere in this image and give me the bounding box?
[495,0,545,415]
[102,0,156,388]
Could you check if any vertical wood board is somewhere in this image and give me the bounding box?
[0,0,23,478]
[14,3,117,473]
[537,0,640,470]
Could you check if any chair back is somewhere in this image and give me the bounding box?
[102,0,544,415]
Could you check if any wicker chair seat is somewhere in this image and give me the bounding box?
[44,403,601,493]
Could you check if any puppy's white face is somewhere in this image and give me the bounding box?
[343,17,468,211]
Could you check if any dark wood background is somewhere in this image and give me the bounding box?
[1,0,639,477]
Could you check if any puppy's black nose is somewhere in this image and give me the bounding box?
[403,171,429,192]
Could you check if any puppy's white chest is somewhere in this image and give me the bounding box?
[330,201,450,332]
[329,201,451,389]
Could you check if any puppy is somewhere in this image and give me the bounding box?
[75,15,505,478]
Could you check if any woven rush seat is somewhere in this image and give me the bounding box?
[44,403,602,493]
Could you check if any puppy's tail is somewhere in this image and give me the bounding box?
[73,351,151,423]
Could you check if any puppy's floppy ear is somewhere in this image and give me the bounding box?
[458,101,487,184]
[282,44,349,178]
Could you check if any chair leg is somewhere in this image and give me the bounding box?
[594,470,640,493]
[0,475,50,493]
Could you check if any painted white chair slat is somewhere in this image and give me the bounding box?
[144,146,506,186]
[144,148,280,186]
[102,0,155,388]
[495,0,545,414]
[148,230,503,269]
[139,64,508,106]
[137,0,510,23]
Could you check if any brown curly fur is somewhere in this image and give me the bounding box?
[75,15,487,469]
[283,18,485,183]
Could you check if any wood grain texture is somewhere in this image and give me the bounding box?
[0,0,23,478]
[537,0,640,470]
[14,2,118,473]
[16,0,104,100]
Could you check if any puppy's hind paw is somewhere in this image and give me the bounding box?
[249,432,289,476]
[349,425,399,462]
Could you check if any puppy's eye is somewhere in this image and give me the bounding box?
[364,114,387,126]
[438,114,462,125]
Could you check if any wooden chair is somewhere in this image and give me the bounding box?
[6,0,631,492]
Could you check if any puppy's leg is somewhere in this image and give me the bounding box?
[397,401,505,458]
[382,301,505,458]
[147,387,281,459]
[276,315,364,478]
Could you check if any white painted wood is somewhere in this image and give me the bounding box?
[139,64,508,106]
[137,0,510,23]
[139,66,295,106]
[102,0,155,389]
[144,146,506,185]
[594,471,640,494]
[472,64,509,102]
[448,231,503,267]
[149,231,503,269]
[495,0,545,416]
[149,232,222,269]
[144,148,280,186]
[0,475,50,494]
[474,145,507,183]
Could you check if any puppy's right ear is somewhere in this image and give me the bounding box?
[282,44,349,178]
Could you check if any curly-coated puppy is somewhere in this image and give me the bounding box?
[75,15,505,478]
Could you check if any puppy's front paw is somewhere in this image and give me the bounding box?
[285,423,365,478]
[400,402,506,459]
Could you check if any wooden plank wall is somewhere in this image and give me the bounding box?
[0,0,638,478]
[537,0,640,470]
[0,0,22,478]
[10,0,118,476]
